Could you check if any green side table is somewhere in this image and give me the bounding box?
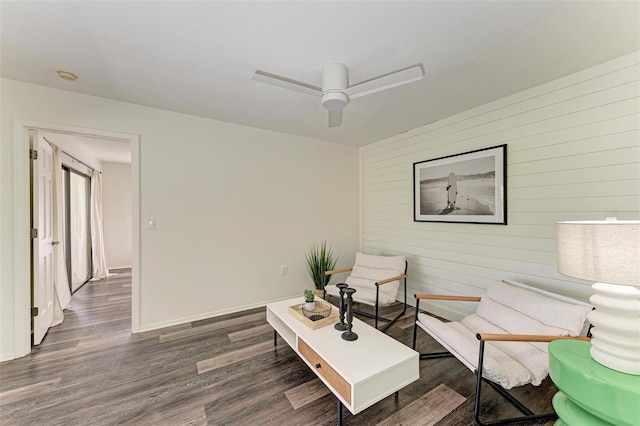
[548,339,640,426]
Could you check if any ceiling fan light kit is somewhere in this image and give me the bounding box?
[252,62,424,127]
[322,91,349,110]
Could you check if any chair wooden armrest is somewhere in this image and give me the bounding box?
[476,333,591,343]
[376,274,408,286]
[325,267,352,276]
[415,294,482,302]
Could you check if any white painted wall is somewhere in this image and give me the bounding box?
[102,162,132,270]
[360,51,640,322]
[0,80,359,360]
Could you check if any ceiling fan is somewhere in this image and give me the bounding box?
[251,63,424,128]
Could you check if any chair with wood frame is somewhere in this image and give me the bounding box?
[412,280,592,425]
[324,252,408,332]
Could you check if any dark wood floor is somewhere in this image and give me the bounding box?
[0,271,557,425]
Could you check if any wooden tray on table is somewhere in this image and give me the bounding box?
[288,301,339,330]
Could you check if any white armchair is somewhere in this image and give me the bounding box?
[412,280,592,425]
[324,252,408,332]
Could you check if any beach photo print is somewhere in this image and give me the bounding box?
[413,144,506,224]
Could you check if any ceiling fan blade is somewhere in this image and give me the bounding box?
[328,109,342,128]
[345,65,424,100]
[251,70,322,97]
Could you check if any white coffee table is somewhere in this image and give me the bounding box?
[266,297,419,424]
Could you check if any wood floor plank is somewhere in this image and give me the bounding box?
[284,378,331,409]
[395,314,418,330]
[0,378,61,405]
[375,383,466,426]
[196,340,275,374]
[107,295,130,302]
[159,312,265,343]
[228,323,273,342]
[152,405,207,426]
[121,396,209,426]
[203,357,316,425]
[32,330,136,361]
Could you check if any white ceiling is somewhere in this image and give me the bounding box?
[2,1,639,151]
[40,131,132,165]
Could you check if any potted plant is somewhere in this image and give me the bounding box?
[305,240,338,298]
[304,289,315,310]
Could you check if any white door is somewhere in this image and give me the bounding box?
[32,132,54,345]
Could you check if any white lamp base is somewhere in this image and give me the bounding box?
[588,282,640,375]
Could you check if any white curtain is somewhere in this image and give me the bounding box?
[90,169,110,280]
[51,145,71,326]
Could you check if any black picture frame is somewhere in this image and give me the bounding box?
[413,144,507,224]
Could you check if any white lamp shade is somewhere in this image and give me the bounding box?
[556,219,640,374]
[556,220,640,286]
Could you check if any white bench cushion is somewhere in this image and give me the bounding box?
[417,313,535,388]
[483,280,590,336]
[416,280,591,389]
[461,314,549,386]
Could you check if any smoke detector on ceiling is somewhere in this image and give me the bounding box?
[57,70,77,81]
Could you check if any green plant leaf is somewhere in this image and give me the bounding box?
[305,240,338,290]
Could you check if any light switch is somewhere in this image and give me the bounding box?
[146,218,155,230]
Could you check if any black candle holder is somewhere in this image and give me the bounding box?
[341,287,358,341]
[334,283,349,331]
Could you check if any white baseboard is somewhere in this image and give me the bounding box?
[108,265,132,271]
[136,295,298,333]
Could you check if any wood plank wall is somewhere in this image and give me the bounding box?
[360,52,640,322]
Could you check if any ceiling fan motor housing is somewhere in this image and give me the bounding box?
[322,63,349,110]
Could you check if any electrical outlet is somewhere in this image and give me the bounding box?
[280,265,288,276]
[146,218,155,230]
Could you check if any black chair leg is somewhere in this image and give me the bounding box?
[375,286,380,329]
[473,340,557,425]
[370,267,408,332]
[413,299,455,360]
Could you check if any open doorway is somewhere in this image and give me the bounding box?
[35,131,132,342]
[12,120,140,358]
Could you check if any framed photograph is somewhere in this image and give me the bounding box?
[413,144,506,224]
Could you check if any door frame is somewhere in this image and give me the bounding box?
[12,119,140,358]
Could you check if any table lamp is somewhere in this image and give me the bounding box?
[556,218,640,375]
